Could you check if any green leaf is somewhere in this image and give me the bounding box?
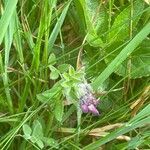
[50,70,59,80]
[30,136,37,143]
[92,22,150,90]
[126,136,144,149]
[81,0,107,47]
[108,1,144,42]
[54,96,64,122]
[22,124,32,139]
[32,120,43,137]
[30,136,44,149]
[0,0,18,44]
[69,66,75,76]
[58,64,69,73]
[32,120,44,147]
[42,137,59,149]
[49,66,59,80]
[86,32,104,47]
[48,1,72,53]
[48,53,56,65]
[36,139,44,149]
[105,39,150,78]
[37,82,62,103]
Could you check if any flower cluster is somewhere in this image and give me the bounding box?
[78,83,100,116]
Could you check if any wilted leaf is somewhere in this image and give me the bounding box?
[144,0,150,5]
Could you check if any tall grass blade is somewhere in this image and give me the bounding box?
[83,104,150,150]
[92,22,150,90]
[48,0,72,53]
[0,0,18,44]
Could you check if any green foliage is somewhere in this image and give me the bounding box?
[108,0,144,42]
[83,104,150,149]
[49,65,60,80]
[0,0,150,149]
[0,0,18,44]
[22,120,59,149]
[80,0,108,47]
[37,82,62,104]
[37,65,84,122]
[105,39,150,78]
[92,22,150,90]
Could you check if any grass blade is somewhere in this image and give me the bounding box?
[92,22,150,90]
[83,104,150,150]
[48,0,72,53]
[0,0,18,44]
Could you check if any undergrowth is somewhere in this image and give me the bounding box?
[0,0,150,149]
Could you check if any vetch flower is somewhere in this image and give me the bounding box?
[88,104,99,116]
[78,82,100,116]
[80,104,89,113]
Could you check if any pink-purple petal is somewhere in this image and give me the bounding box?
[88,104,99,116]
[81,104,89,113]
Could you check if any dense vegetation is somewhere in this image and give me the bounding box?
[0,0,150,149]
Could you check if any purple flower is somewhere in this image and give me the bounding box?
[88,104,99,115]
[81,104,89,113]
[78,83,100,116]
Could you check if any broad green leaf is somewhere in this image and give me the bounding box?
[32,120,43,138]
[36,139,44,149]
[49,66,59,80]
[86,32,104,47]
[54,96,64,122]
[22,124,32,139]
[58,64,69,73]
[37,82,62,103]
[108,1,144,42]
[92,22,150,90]
[30,136,44,149]
[105,39,150,78]
[0,0,18,44]
[48,53,56,65]
[50,70,59,80]
[81,0,108,47]
[30,136,37,143]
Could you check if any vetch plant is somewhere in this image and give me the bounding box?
[37,65,100,117]
[22,120,59,149]
[61,66,100,116]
